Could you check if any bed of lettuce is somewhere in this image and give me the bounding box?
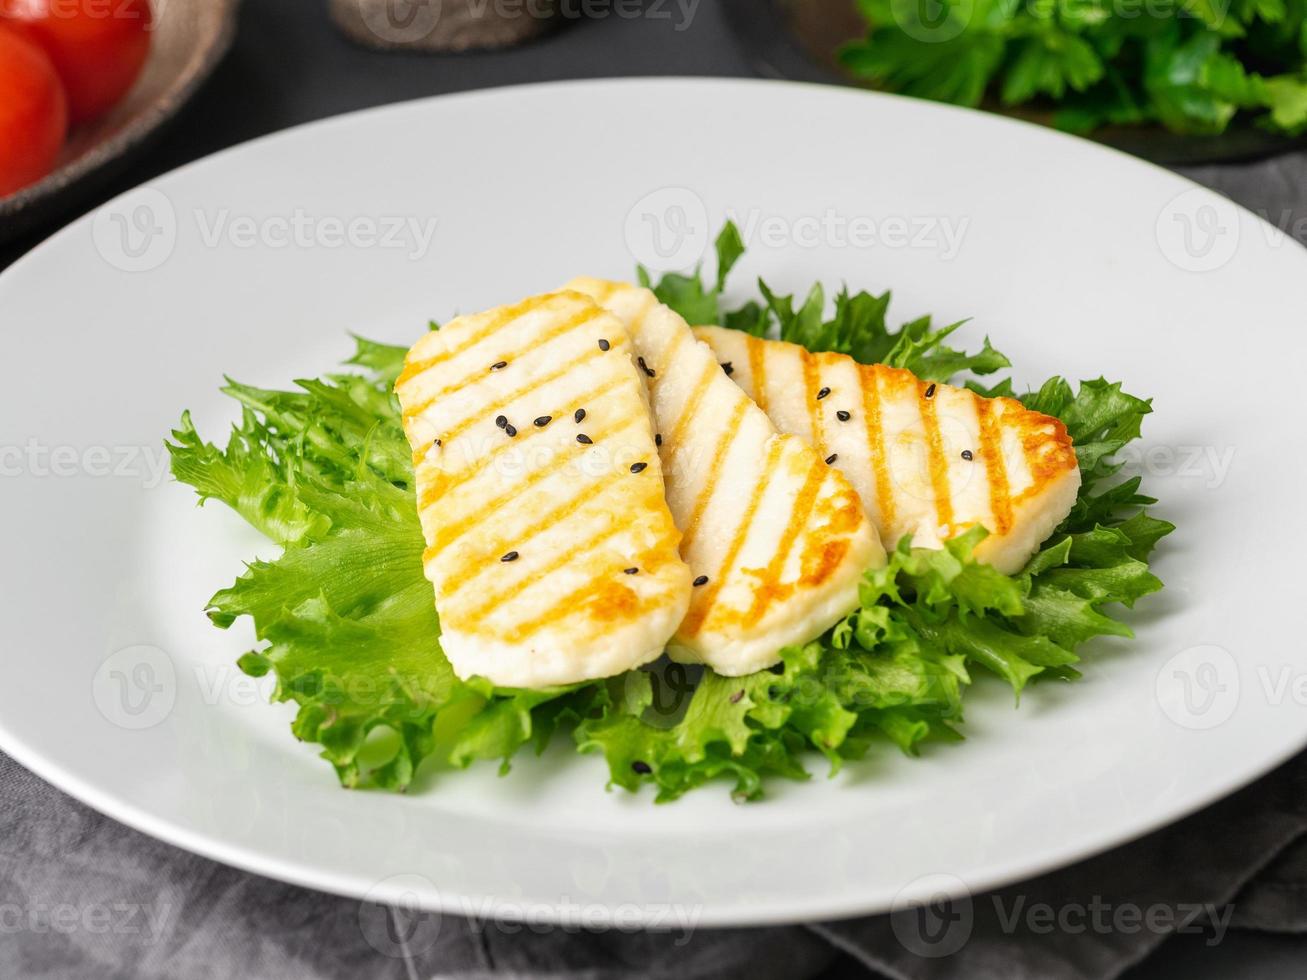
[842,0,1307,137]
[166,223,1172,802]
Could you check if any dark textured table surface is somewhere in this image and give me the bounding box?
[2,1,1305,976]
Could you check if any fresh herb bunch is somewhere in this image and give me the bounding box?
[166,223,1172,801]
[841,0,1307,136]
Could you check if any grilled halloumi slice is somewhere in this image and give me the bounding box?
[563,278,885,677]
[694,326,1081,574]
[395,291,693,688]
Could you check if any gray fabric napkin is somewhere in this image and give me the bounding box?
[2,155,1304,980]
[1179,153,1307,240]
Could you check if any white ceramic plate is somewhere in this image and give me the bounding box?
[2,79,1305,928]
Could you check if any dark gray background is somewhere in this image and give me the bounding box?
[1,0,1304,976]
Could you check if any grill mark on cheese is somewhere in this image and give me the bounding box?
[564,284,883,674]
[680,438,782,636]
[665,356,719,451]
[415,372,631,505]
[395,290,695,687]
[500,528,682,643]
[449,482,666,621]
[1011,410,1077,505]
[423,475,616,590]
[747,455,825,621]
[916,377,955,535]
[647,328,687,394]
[398,293,556,385]
[858,364,895,530]
[589,279,619,304]
[406,307,602,416]
[801,350,823,447]
[694,324,1079,575]
[420,343,616,451]
[678,399,750,553]
[627,288,659,340]
[974,395,1014,535]
[423,414,645,553]
[747,335,768,413]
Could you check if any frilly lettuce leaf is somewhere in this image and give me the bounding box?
[167,223,1171,801]
[641,222,1010,383]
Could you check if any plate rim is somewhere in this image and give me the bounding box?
[2,76,1305,926]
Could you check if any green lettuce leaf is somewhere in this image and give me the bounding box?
[169,225,1171,802]
[168,343,578,790]
[840,0,1307,137]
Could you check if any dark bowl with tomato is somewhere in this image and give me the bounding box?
[0,0,239,245]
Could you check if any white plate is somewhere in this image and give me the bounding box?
[2,79,1305,928]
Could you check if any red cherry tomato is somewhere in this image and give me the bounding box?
[0,23,66,197]
[1,0,152,125]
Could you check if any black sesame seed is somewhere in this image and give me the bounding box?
[836,410,851,422]
[630,462,648,474]
[961,449,974,461]
[500,551,519,563]
[598,339,610,352]
[576,433,593,445]
[721,361,734,376]
[925,383,937,399]
[504,424,518,438]
[631,760,652,775]
[433,438,442,447]
[655,433,662,447]
[624,567,639,575]
[638,356,656,378]
[495,415,508,429]
[534,416,552,428]
[817,387,831,400]
[490,360,508,372]
[729,689,745,704]
[693,575,709,587]
[825,454,839,465]
[574,408,586,423]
